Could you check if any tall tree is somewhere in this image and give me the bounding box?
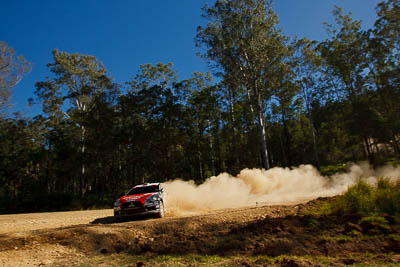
[35,49,114,197]
[367,0,400,155]
[185,72,221,179]
[125,63,187,181]
[319,7,377,163]
[293,39,325,169]
[0,41,32,114]
[196,0,290,169]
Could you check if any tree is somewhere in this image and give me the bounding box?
[0,115,46,211]
[196,0,290,169]
[366,0,400,155]
[318,7,380,163]
[0,41,32,114]
[375,0,400,52]
[124,63,187,181]
[35,49,115,198]
[293,38,325,169]
[185,72,221,179]
[319,7,367,102]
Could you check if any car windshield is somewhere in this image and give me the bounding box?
[126,185,159,195]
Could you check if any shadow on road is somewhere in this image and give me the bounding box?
[90,214,155,224]
[90,216,117,224]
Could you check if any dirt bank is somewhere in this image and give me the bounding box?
[0,198,399,266]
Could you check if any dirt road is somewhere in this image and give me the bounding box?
[0,198,399,266]
[0,209,113,235]
[0,203,301,266]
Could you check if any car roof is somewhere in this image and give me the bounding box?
[133,183,160,188]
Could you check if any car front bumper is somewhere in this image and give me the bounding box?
[114,202,161,217]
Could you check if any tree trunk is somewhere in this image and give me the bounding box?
[282,117,293,166]
[279,129,287,166]
[363,136,375,166]
[207,120,216,177]
[198,151,203,180]
[80,135,86,199]
[228,87,240,172]
[391,133,400,156]
[309,117,320,170]
[256,93,270,169]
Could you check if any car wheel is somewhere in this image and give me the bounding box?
[114,211,122,222]
[156,201,164,218]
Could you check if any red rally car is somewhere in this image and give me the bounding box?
[114,183,165,218]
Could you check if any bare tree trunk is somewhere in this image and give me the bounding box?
[279,133,287,166]
[309,117,320,170]
[282,116,293,166]
[364,136,375,166]
[198,151,203,180]
[80,124,86,199]
[256,93,270,170]
[207,120,216,177]
[373,138,380,154]
[228,87,240,171]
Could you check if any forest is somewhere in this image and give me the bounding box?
[0,0,399,213]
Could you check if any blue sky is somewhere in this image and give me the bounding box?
[0,0,380,117]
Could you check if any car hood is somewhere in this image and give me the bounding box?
[120,192,156,204]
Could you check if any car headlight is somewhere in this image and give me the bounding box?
[145,194,160,205]
[114,199,120,207]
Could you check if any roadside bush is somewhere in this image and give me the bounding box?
[331,178,400,217]
[320,164,347,177]
[359,215,391,234]
[332,180,375,215]
[375,179,400,215]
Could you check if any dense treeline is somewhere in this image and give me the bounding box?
[0,0,399,212]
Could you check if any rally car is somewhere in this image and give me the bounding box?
[114,183,165,218]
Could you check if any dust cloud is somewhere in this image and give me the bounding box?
[162,162,400,216]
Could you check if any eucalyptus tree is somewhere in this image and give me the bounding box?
[293,39,325,169]
[184,72,221,179]
[0,41,32,114]
[218,80,242,172]
[0,115,45,208]
[366,0,400,155]
[196,0,290,169]
[271,79,302,166]
[375,0,400,53]
[125,63,188,181]
[34,49,114,197]
[319,7,368,102]
[318,7,379,162]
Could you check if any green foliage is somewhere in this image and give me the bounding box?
[314,201,333,216]
[77,253,399,267]
[2,0,400,213]
[375,178,400,215]
[320,164,347,176]
[359,215,391,234]
[196,0,291,169]
[331,179,400,216]
[333,180,375,215]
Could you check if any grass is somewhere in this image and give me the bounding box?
[77,253,400,267]
[384,157,400,167]
[359,215,391,232]
[78,254,234,267]
[320,163,347,177]
[330,178,400,217]
[321,234,355,242]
